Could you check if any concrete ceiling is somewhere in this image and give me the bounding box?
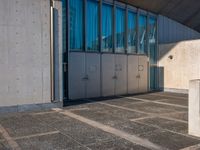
[118,0,200,32]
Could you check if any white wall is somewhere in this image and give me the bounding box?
[0,0,51,106]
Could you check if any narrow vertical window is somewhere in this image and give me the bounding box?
[115,7,125,53]
[87,0,99,52]
[138,15,147,54]
[69,0,84,50]
[102,3,113,52]
[127,11,137,53]
[149,17,157,64]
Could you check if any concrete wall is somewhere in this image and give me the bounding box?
[0,0,51,106]
[158,15,200,44]
[158,40,200,92]
[158,15,200,92]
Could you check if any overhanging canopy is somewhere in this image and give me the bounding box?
[119,0,200,32]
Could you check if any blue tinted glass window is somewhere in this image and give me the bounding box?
[69,0,84,50]
[102,4,113,52]
[87,0,99,51]
[115,7,125,53]
[149,17,157,64]
[127,11,137,53]
[139,15,147,54]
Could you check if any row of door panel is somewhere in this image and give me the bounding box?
[68,52,148,100]
[69,53,101,99]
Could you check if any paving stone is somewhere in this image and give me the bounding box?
[16,133,85,150]
[158,99,188,106]
[0,141,11,150]
[103,98,141,106]
[136,117,188,134]
[87,138,151,150]
[71,110,126,126]
[140,129,200,150]
[125,102,187,114]
[111,121,158,136]
[31,112,68,125]
[132,94,170,101]
[50,116,116,145]
[0,133,4,140]
[0,114,55,138]
[156,92,188,98]
[71,104,147,126]
[161,112,188,122]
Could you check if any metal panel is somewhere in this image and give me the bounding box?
[69,52,85,99]
[86,53,101,98]
[102,54,115,96]
[128,55,139,94]
[115,54,127,95]
[138,55,148,93]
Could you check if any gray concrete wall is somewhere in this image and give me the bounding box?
[158,40,200,92]
[0,0,51,106]
[158,15,200,44]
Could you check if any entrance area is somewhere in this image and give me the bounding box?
[68,52,148,100]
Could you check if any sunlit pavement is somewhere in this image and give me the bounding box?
[0,92,200,150]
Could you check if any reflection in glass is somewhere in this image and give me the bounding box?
[87,0,99,51]
[127,11,137,53]
[102,3,113,52]
[70,0,84,50]
[138,15,147,54]
[149,17,157,64]
[115,7,125,53]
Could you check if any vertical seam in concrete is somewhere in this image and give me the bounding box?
[0,124,21,150]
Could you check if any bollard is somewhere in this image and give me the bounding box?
[189,79,200,137]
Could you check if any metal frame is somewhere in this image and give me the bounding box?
[65,0,159,101]
[50,6,55,102]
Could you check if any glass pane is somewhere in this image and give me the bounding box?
[87,0,99,52]
[102,3,113,52]
[69,0,84,50]
[115,7,125,53]
[138,15,147,54]
[127,11,137,53]
[150,66,157,90]
[149,17,157,64]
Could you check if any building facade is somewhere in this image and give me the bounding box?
[0,0,200,107]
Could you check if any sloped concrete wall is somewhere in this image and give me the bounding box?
[0,0,51,106]
[158,15,200,44]
[158,40,200,92]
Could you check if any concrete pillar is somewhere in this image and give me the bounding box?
[189,79,200,137]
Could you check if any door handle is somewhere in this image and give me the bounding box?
[63,63,68,72]
[112,75,117,79]
[82,75,89,80]
[136,74,141,78]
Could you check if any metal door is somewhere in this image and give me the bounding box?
[128,55,139,94]
[138,55,148,93]
[68,52,86,99]
[115,54,127,95]
[102,54,115,97]
[86,53,101,98]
